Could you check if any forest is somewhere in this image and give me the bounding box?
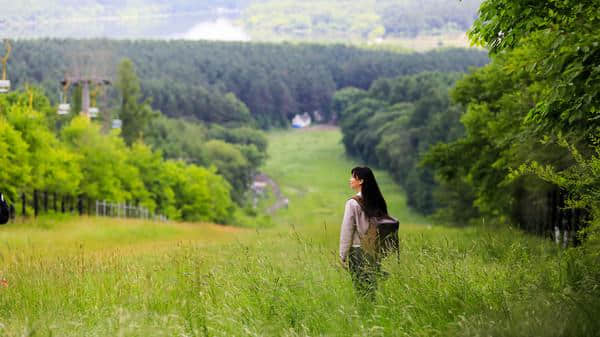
[0,58,268,225]
[336,0,600,247]
[6,40,488,128]
[334,72,464,215]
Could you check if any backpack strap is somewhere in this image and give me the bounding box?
[350,195,364,209]
[350,195,377,230]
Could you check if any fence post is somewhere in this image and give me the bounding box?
[77,195,83,216]
[33,190,39,217]
[21,192,26,216]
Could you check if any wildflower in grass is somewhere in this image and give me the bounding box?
[0,278,8,288]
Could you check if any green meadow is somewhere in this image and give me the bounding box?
[0,128,595,336]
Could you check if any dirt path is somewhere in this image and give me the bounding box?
[253,173,288,214]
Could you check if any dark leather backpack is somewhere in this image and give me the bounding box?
[351,195,399,259]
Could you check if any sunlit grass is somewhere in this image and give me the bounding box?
[262,127,425,228]
[0,127,596,336]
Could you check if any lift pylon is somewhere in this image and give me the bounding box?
[61,77,110,118]
[57,79,71,115]
[0,40,12,93]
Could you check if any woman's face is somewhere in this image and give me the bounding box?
[349,174,363,192]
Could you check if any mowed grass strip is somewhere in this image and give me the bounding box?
[262,127,425,228]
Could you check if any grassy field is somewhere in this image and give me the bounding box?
[261,127,425,229]
[0,127,596,336]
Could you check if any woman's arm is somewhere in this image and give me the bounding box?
[339,199,357,263]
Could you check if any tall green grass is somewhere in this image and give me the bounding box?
[0,127,597,336]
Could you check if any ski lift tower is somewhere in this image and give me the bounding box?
[62,49,114,118]
[61,76,111,118]
[0,39,12,93]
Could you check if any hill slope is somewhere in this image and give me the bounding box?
[0,127,594,336]
[261,127,425,226]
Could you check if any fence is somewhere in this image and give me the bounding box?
[512,185,588,247]
[3,190,167,222]
[95,200,167,221]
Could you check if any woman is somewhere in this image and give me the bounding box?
[339,166,388,299]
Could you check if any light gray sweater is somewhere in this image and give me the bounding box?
[339,193,370,262]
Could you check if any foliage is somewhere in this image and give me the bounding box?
[470,0,600,137]
[143,117,268,201]
[0,90,235,223]
[116,58,158,146]
[143,116,209,165]
[0,116,31,203]
[170,161,234,224]
[424,53,545,223]
[426,0,600,228]
[335,72,465,214]
[203,140,251,205]
[421,3,600,325]
[6,39,488,128]
[146,82,254,126]
[0,90,80,201]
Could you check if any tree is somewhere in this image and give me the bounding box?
[116,58,157,145]
[0,116,31,202]
[470,0,600,136]
[337,72,465,215]
[203,139,251,204]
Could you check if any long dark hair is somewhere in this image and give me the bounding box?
[351,166,388,218]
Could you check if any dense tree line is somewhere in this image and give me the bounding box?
[144,118,267,204]
[5,39,488,128]
[425,0,600,236]
[75,58,267,207]
[0,57,270,224]
[334,72,465,214]
[418,0,600,333]
[0,90,234,223]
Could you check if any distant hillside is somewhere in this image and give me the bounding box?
[242,0,482,42]
[1,0,482,46]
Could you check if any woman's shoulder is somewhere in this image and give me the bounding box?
[345,196,361,208]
